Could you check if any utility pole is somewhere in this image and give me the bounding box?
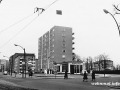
[14,44,26,78]
[98,59,100,71]
[11,56,13,76]
[104,59,106,77]
[24,48,26,78]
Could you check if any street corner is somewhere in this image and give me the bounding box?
[107,82,120,89]
[0,79,20,87]
[0,79,39,90]
[90,81,120,89]
[0,83,38,90]
[108,86,120,89]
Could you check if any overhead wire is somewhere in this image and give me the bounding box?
[0,0,59,34]
[0,13,34,34]
[0,0,59,49]
[44,0,59,10]
[0,15,38,49]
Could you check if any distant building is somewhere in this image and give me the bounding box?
[0,59,9,72]
[116,64,120,70]
[35,59,39,73]
[9,53,35,73]
[93,60,113,71]
[38,26,83,74]
[38,36,43,72]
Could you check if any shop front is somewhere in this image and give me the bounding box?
[55,61,83,74]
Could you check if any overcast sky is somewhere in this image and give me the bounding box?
[0,0,120,66]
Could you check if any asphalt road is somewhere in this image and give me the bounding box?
[1,73,120,90]
[1,75,109,90]
[3,78,108,90]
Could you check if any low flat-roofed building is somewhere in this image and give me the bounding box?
[9,53,35,73]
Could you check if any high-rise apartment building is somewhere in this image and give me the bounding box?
[38,37,43,72]
[38,26,75,73]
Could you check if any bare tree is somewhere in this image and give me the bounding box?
[82,57,86,62]
[75,54,82,62]
[84,56,94,73]
[88,56,93,70]
[86,58,89,72]
[98,53,110,77]
[94,56,101,71]
[83,58,89,73]
[116,64,120,70]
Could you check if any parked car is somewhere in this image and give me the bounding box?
[3,71,7,75]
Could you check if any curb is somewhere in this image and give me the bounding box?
[108,86,120,89]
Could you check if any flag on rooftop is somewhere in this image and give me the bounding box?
[0,0,2,3]
[56,10,62,15]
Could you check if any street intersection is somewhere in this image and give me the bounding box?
[0,73,120,90]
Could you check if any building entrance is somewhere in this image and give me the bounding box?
[70,65,82,74]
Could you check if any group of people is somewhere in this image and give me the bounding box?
[64,69,96,81]
[83,70,96,82]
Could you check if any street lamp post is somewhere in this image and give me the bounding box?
[103,9,120,36]
[47,56,50,74]
[14,44,26,78]
[11,56,13,76]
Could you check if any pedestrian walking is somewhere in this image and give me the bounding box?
[28,69,33,78]
[14,71,17,77]
[92,70,95,81]
[30,70,33,78]
[64,69,68,79]
[83,71,88,82]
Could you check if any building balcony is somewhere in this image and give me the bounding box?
[72,37,75,40]
[19,64,22,65]
[72,53,75,55]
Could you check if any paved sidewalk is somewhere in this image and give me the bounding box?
[8,73,72,79]
[7,73,120,80]
[95,74,120,78]
[5,73,120,80]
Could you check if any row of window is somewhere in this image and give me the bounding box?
[40,28,68,44]
[41,49,66,56]
[39,40,68,49]
[42,43,66,49]
[42,54,66,60]
[40,35,68,45]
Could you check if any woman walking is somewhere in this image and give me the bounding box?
[92,71,95,81]
[64,69,68,79]
[83,71,88,82]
